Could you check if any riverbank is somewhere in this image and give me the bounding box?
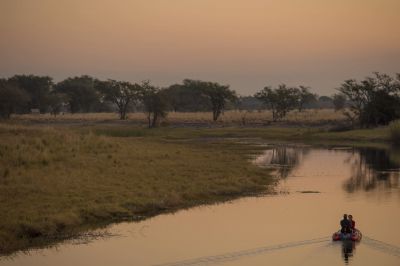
[0,124,274,255]
[91,124,390,145]
[0,122,393,255]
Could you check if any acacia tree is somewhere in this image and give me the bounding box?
[201,82,237,121]
[97,80,141,120]
[140,81,168,128]
[170,80,234,121]
[338,72,400,127]
[255,84,298,121]
[0,79,30,119]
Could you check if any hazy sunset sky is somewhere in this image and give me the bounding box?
[1,0,399,95]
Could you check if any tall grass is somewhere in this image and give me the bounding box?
[0,124,274,255]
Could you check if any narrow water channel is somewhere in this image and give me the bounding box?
[1,144,400,265]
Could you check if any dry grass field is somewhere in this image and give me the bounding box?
[0,124,274,255]
[13,109,347,126]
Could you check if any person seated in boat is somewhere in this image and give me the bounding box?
[340,214,351,234]
[348,214,355,232]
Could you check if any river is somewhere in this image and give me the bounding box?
[1,144,400,265]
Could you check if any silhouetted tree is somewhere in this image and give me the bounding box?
[0,79,30,119]
[163,80,210,112]
[96,80,141,120]
[255,84,298,121]
[47,92,67,117]
[140,81,168,128]
[163,84,183,112]
[200,81,237,121]
[8,75,53,113]
[338,72,400,127]
[55,76,100,113]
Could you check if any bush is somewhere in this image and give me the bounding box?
[389,120,400,144]
[338,73,400,127]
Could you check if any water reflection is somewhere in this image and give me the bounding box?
[343,147,400,193]
[253,145,309,178]
[341,240,357,264]
[254,144,400,194]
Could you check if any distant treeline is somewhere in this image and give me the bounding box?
[1,72,399,127]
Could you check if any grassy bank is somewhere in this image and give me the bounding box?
[0,124,273,255]
[91,124,390,144]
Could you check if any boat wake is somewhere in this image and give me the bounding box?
[154,235,400,266]
[153,236,330,266]
[363,236,400,257]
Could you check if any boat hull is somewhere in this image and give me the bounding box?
[332,229,362,241]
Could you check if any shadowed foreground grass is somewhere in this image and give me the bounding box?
[0,124,273,255]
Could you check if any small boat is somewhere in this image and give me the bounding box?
[332,229,362,241]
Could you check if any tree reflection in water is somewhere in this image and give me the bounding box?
[343,147,400,193]
[254,144,400,193]
[253,145,309,178]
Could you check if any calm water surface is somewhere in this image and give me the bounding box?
[1,144,400,265]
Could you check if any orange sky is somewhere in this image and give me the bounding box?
[1,0,399,95]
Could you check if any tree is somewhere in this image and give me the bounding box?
[55,76,100,113]
[201,81,237,121]
[332,93,346,111]
[140,81,168,128]
[255,84,298,121]
[162,84,183,112]
[96,80,141,120]
[163,80,211,112]
[0,79,30,119]
[47,92,67,117]
[296,86,317,112]
[8,75,53,113]
[338,72,400,127]
[171,79,235,121]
